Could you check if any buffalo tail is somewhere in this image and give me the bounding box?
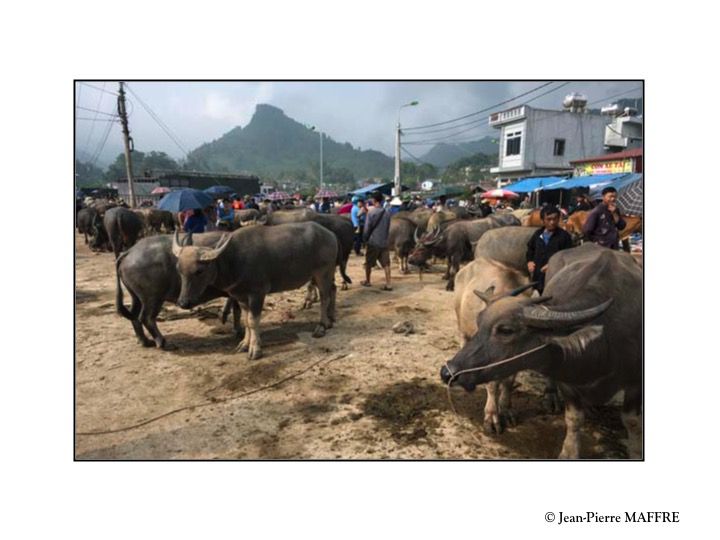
[115,252,139,320]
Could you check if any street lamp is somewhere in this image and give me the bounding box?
[308,125,324,189]
[394,100,419,197]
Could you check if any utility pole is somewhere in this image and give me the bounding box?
[319,130,324,189]
[117,82,136,208]
[393,122,401,197]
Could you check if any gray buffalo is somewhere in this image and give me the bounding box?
[388,216,417,274]
[98,207,145,258]
[172,222,340,360]
[441,243,642,459]
[116,232,240,349]
[77,207,98,245]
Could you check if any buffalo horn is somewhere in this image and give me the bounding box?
[521,298,614,329]
[473,285,496,305]
[172,230,183,257]
[199,232,233,261]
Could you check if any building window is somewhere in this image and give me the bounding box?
[553,139,566,156]
[505,131,521,156]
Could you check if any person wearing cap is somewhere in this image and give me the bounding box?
[361,191,392,290]
[582,186,626,249]
[389,196,403,215]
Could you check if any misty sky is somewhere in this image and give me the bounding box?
[74,80,642,167]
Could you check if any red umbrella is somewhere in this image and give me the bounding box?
[482,188,519,199]
[315,189,338,199]
[267,191,290,201]
[151,186,171,195]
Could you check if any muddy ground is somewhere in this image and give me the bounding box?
[75,232,630,459]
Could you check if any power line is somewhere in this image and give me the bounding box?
[400,144,434,166]
[403,82,572,143]
[79,82,119,96]
[125,83,190,157]
[403,85,642,147]
[76,117,119,122]
[82,82,106,160]
[76,105,117,117]
[403,81,555,131]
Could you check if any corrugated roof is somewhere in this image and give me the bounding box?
[545,173,628,190]
[569,148,643,164]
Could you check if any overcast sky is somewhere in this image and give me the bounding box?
[74,81,642,167]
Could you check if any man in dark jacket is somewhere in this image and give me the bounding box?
[526,205,573,294]
[361,191,392,290]
[582,186,626,249]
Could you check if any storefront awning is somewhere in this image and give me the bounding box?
[544,173,628,191]
[503,176,569,193]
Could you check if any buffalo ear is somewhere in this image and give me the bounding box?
[473,285,495,304]
[544,325,605,363]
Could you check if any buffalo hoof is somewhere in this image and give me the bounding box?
[248,346,263,361]
[445,282,455,292]
[312,324,327,338]
[236,342,249,353]
[302,301,313,310]
[140,338,154,348]
[341,282,349,291]
[484,410,516,435]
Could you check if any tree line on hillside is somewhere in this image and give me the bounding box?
[75,149,498,189]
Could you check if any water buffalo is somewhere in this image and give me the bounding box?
[441,243,642,459]
[134,208,175,235]
[77,207,98,245]
[100,207,145,258]
[388,216,416,274]
[116,232,240,349]
[473,226,538,273]
[232,208,261,227]
[409,217,517,291]
[172,222,340,360]
[454,257,534,433]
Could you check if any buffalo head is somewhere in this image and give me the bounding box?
[173,230,233,309]
[440,293,613,391]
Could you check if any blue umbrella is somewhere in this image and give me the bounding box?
[157,189,214,212]
[204,185,235,196]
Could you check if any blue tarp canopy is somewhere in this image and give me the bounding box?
[589,173,642,199]
[545,173,628,191]
[351,182,409,196]
[503,176,569,193]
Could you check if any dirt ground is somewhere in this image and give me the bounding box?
[75,232,630,460]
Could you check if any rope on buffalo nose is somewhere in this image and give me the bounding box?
[444,344,550,444]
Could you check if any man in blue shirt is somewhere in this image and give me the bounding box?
[526,205,573,294]
[183,208,208,233]
[350,196,366,255]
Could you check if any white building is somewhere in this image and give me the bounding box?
[489,98,611,182]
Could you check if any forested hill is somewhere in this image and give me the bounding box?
[418,137,499,168]
[185,104,394,183]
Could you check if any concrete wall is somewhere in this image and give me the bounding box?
[493,106,609,176]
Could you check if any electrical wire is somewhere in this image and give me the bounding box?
[76,105,117,117]
[125,83,190,157]
[79,81,119,96]
[403,85,642,147]
[402,81,555,131]
[82,82,106,160]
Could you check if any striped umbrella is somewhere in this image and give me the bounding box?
[482,188,519,199]
[315,189,338,199]
[617,177,643,217]
[267,191,291,201]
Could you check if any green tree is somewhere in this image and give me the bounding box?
[75,160,106,187]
